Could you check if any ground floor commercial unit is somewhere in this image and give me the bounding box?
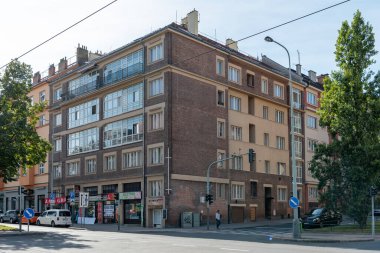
[0,186,48,213]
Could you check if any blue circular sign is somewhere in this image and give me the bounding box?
[289,196,300,209]
[23,208,35,219]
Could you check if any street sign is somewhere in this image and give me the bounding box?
[79,192,89,208]
[23,208,35,219]
[70,191,75,200]
[289,196,299,209]
[50,193,55,200]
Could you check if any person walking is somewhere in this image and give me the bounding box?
[215,210,221,229]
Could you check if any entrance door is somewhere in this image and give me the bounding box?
[264,187,272,219]
[153,209,162,228]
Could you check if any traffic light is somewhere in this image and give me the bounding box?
[248,148,255,164]
[206,194,214,205]
[114,193,119,200]
[370,186,378,196]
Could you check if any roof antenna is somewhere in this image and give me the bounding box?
[214,29,217,41]
[297,50,301,65]
[176,10,177,24]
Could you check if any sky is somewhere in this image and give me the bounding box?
[0,0,379,77]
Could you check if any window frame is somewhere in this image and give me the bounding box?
[228,64,241,84]
[148,41,164,64]
[273,83,284,99]
[261,78,268,94]
[216,56,225,76]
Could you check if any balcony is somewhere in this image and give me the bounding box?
[103,63,144,86]
[69,80,98,97]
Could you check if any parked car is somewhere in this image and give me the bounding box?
[374,209,380,216]
[301,208,342,228]
[37,209,72,227]
[21,212,41,225]
[0,210,20,223]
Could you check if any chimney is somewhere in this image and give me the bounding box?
[181,9,199,35]
[77,44,89,66]
[296,64,302,76]
[88,50,102,61]
[33,72,41,85]
[48,64,55,77]
[317,74,328,84]
[226,38,238,51]
[58,58,68,72]
[308,70,317,82]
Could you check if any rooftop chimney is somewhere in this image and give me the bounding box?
[226,38,238,51]
[296,64,302,76]
[308,70,317,82]
[33,72,41,85]
[77,44,89,66]
[317,74,328,84]
[88,50,102,61]
[181,9,199,35]
[58,58,68,72]
[48,64,55,77]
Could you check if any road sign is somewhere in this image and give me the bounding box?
[23,208,35,219]
[50,193,55,200]
[289,196,299,209]
[79,192,89,208]
[70,191,75,200]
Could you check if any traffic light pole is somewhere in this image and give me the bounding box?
[206,151,255,230]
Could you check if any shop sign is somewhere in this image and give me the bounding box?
[55,196,66,204]
[119,191,142,200]
[107,193,115,201]
[89,195,101,201]
[147,197,164,206]
[44,198,50,205]
[104,204,114,218]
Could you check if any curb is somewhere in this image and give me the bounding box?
[0,231,47,237]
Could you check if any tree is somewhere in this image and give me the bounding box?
[0,60,51,182]
[310,11,380,228]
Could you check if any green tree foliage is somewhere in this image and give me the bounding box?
[0,60,51,182]
[310,11,380,228]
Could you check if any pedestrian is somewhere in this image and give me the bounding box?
[215,210,221,229]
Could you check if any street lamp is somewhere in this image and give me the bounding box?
[264,36,300,239]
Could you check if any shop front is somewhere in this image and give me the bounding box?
[119,191,142,225]
[146,196,165,228]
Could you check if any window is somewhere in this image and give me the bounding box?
[231,126,242,141]
[103,49,143,85]
[229,96,241,111]
[102,184,118,194]
[307,92,317,106]
[86,159,96,174]
[216,183,226,199]
[277,187,287,201]
[217,151,226,168]
[67,162,79,176]
[104,83,143,118]
[274,84,284,98]
[307,115,317,129]
[39,91,46,102]
[30,96,34,106]
[263,106,269,119]
[83,186,98,196]
[123,150,142,168]
[149,110,163,131]
[69,70,99,96]
[247,73,255,87]
[296,161,303,184]
[308,186,318,200]
[149,146,163,165]
[294,136,303,158]
[149,180,163,197]
[293,88,301,109]
[264,133,269,146]
[248,182,256,199]
[105,155,116,172]
[308,138,318,152]
[150,43,163,62]
[39,163,45,174]
[68,99,99,129]
[276,136,285,150]
[217,120,225,138]
[149,77,164,97]
[231,156,243,170]
[261,78,268,94]
[68,128,99,155]
[54,138,62,152]
[54,88,62,101]
[277,162,286,175]
[217,90,225,106]
[231,184,244,199]
[55,113,62,126]
[103,115,143,148]
[39,115,46,126]
[216,58,224,76]
[228,66,240,83]
[294,112,302,134]
[265,160,270,174]
[249,124,255,143]
[53,165,61,178]
[275,110,284,124]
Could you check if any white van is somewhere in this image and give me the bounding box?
[37,209,72,227]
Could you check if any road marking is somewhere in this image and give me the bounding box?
[220,248,248,252]
[172,244,196,247]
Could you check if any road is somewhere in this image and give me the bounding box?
[0,224,379,253]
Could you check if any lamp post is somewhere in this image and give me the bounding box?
[265,36,300,239]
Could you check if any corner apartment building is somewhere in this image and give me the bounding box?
[44,10,327,227]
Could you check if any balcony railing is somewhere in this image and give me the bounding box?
[103,63,144,86]
[69,80,98,97]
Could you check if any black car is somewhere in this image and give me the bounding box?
[301,208,342,228]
